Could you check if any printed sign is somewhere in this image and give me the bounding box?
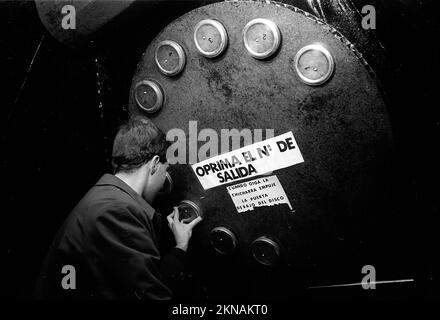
[227,175,293,213]
[191,131,304,189]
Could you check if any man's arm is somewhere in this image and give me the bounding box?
[93,203,177,300]
[159,207,202,289]
[159,246,187,291]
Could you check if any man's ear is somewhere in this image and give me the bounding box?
[150,155,160,175]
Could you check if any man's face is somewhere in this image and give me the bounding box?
[144,160,169,200]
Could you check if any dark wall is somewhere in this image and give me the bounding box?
[2,0,439,299]
[2,0,124,298]
[1,0,218,299]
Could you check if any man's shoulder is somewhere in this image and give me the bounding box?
[64,176,156,238]
[74,184,142,219]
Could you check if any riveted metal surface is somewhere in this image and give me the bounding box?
[129,0,394,294]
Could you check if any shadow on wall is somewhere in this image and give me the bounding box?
[2,0,119,298]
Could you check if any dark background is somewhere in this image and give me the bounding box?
[2,0,439,299]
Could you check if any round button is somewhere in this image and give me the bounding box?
[294,44,335,86]
[243,18,281,59]
[210,227,238,255]
[194,19,228,58]
[251,236,281,266]
[177,200,202,223]
[134,80,164,113]
[155,40,186,76]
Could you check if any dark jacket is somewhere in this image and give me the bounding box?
[35,174,186,300]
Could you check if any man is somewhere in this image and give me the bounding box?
[35,118,202,299]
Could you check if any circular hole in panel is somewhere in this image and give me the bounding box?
[210,226,238,255]
[294,44,335,86]
[251,236,281,266]
[243,18,281,59]
[194,19,228,58]
[134,80,164,113]
[178,200,202,223]
[155,40,186,76]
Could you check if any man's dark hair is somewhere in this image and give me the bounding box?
[112,117,169,173]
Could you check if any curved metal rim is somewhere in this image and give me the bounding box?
[154,40,186,76]
[134,79,164,113]
[210,226,238,255]
[250,236,281,266]
[242,18,280,59]
[294,44,335,86]
[178,199,202,217]
[194,19,228,58]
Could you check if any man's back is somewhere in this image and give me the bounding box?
[35,174,174,300]
[35,119,200,300]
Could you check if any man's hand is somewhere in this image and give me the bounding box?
[167,206,202,252]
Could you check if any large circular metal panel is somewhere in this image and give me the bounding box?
[128,0,393,287]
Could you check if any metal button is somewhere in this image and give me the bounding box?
[155,40,186,76]
[243,18,281,59]
[177,200,203,223]
[194,19,228,58]
[134,80,164,113]
[294,44,335,86]
[251,236,281,266]
[210,227,238,255]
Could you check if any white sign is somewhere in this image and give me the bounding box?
[191,131,304,189]
[227,175,293,213]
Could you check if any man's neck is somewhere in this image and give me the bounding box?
[115,172,144,197]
